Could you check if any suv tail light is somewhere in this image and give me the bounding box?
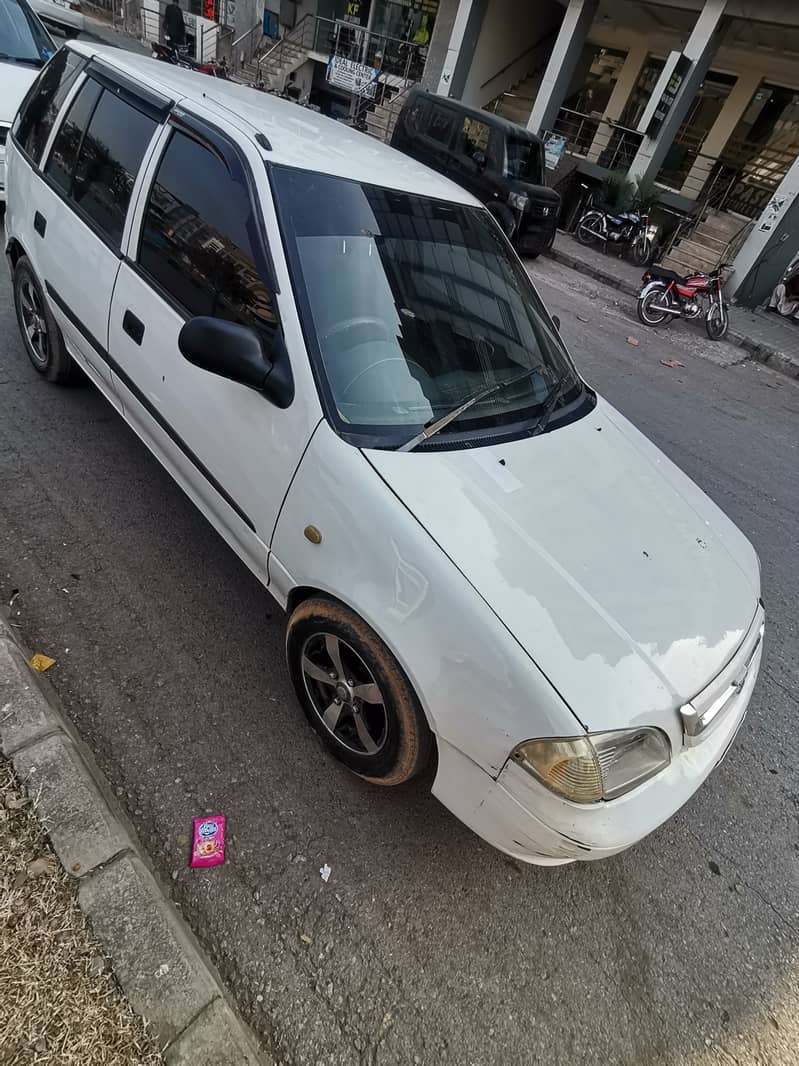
[69,2,82,10]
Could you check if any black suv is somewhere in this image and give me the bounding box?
[391,88,559,257]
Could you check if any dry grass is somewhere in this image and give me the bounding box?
[0,759,164,1066]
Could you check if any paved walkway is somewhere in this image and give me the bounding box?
[545,232,799,381]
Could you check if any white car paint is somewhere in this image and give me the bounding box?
[29,0,85,35]
[0,62,37,201]
[4,41,764,865]
[0,0,54,200]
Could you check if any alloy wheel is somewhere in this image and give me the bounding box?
[19,279,49,366]
[300,633,388,756]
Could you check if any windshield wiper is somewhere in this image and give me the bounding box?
[398,365,542,453]
[529,373,569,437]
[0,53,42,66]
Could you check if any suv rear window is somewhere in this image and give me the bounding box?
[13,47,84,165]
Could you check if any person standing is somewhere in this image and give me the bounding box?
[163,0,186,48]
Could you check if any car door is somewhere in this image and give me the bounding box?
[31,62,166,406]
[107,111,312,585]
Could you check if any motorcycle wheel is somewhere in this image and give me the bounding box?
[637,287,672,327]
[630,235,652,267]
[575,211,603,247]
[706,302,729,340]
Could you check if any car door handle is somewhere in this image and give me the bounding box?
[34,212,46,238]
[122,310,145,346]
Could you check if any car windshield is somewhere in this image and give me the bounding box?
[506,136,542,183]
[0,0,53,65]
[271,167,584,447]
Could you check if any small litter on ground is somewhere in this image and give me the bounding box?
[29,653,56,673]
[190,815,226,868]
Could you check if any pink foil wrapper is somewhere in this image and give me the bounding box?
[190,815,226,868]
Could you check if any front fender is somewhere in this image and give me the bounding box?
[269,423,578,776]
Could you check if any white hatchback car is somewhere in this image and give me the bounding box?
[5,42,764,865]
[0,0,54,205]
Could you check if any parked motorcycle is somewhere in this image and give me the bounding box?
[637,265,729,341]
[151,42,228,79]
[575,201,652,266]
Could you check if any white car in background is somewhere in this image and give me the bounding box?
[0,0,54,205]
[29,0,84,37]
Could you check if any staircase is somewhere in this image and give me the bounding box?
[662,209,752,274]
[362,85,412,143]
[483,29,558,126]
[238,14,320,91]
[491,74,539,125]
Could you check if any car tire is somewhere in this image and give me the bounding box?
[286,596,432,785]
[13,257,76,383]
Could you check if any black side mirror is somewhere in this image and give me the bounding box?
[552,315,561,332]
[178,317,293,408]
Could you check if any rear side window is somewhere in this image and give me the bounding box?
[44,77,101,195]
[13,48,84,165]
[137,129,276,337]
[45,78,158,248]
[427,106,455,146]
[457,115,500,169]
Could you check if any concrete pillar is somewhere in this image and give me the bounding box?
[434,0,475,96]
[586,42,648,164]
[679,67,761,200]
[527,0,599,136]
[726,154,799,304]
[421,0,460,91]
[627,0,729,185]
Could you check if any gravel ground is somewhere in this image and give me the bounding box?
[0,759,164,1066]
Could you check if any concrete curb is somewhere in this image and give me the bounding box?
[544,244,641,299]
[0,609,271,1066]
[543,244,799,382]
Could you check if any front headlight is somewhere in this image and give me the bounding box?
[510,728,671,803]
[508,191,529,212]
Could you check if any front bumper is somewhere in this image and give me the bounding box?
[432,606,764,865]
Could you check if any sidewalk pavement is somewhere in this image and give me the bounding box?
[0,609,270,1066]
[544,232,799,382]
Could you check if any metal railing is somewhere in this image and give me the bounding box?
[546,108,643,172]
[255,11,317,84]
[254,15,425,94]
[230,20,263,72]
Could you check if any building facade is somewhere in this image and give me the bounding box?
[138,0,799,305]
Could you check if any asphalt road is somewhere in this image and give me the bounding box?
[1,228,797,1065]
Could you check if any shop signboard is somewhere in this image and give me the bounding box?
[646,54,691,137]
[544,133,566,170]
[327,55,379,98]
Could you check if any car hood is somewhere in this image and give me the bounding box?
[365,398,760,740]
[0,63,38,124]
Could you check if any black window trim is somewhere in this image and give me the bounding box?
[86,57,174,124]
[10,46,88,169]
[128,110,280,328]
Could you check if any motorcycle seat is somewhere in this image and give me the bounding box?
[646,266,681,281]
